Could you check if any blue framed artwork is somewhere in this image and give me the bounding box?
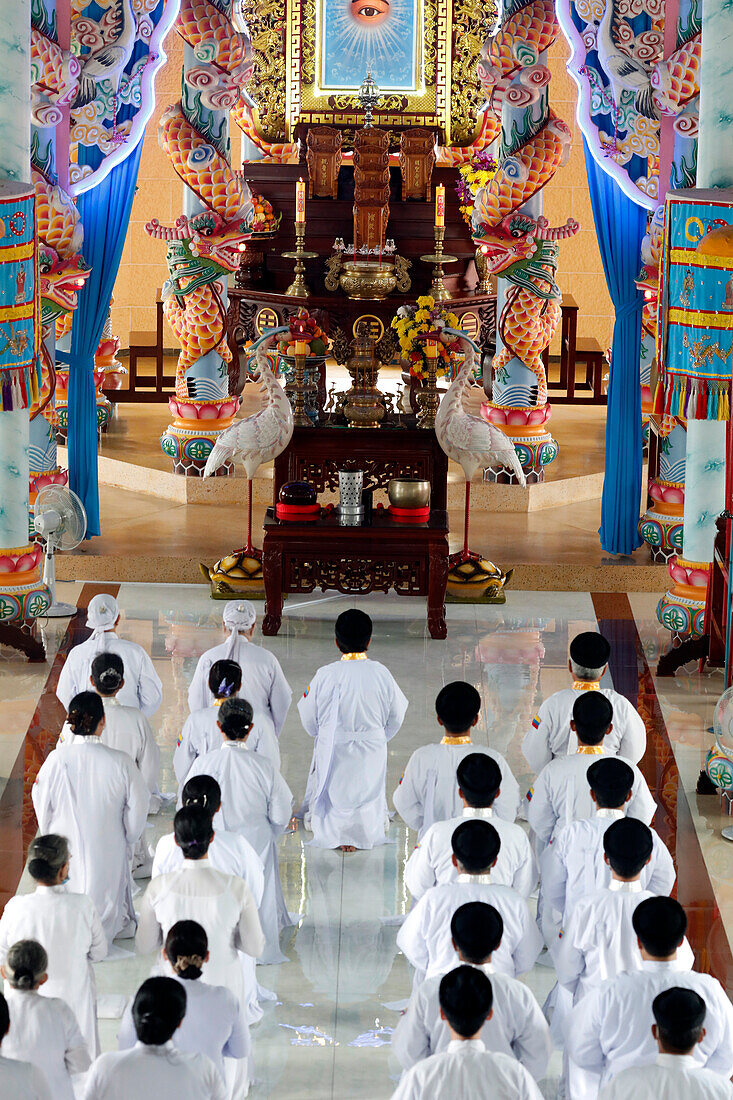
[318,0,421,92]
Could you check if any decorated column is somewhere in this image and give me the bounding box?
[148,0,254,475]
[0,0,50,634]
[29,0,88,514]
[472,22,579,481]
[656,0,733,637]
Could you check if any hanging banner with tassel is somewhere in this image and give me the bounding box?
[0,180,39,412]
[654,188,733,422]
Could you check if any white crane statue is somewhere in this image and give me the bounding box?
[435,335,526,582]
[203,337,293,567]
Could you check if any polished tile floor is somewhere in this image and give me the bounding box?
[1,584,731,1097]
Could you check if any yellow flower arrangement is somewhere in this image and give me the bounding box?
[455,152,498,227]
[390,299,465,381]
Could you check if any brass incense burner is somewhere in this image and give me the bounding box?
[343,334,386,427]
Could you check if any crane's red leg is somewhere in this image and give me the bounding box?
[246,478,254,553]
[463,480,470,558]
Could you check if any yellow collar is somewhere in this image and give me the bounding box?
[573,680,602,691]
[341,652,368,661]
[441,735,472,745]
[213,698,224,708]
[577,745,604,755]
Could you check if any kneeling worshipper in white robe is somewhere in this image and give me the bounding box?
[57,594,163,717]
[397,820,542,983]
[1,940,89,1100]
[298,609,408,852]
[118,922,248,1094]
[556,821,693,1100]
[175,660,279,781]
[404,753,536,901]
[32,692,150,949]
[0,992,52,1100]
[183,699,293,963]
[137,807,265,1018]
[522,631,647,774]
[391,966,543,1100]
[527,693,655,855]
[187,601,291,767]
[152,775,266,1024]
[393,682,519,840]
[540,757,675,944]
[566,897,733,1095]
[0,835,106,1057]
[599,988,733,1100]
[393,902,551,1081]
[85,977,227,1100]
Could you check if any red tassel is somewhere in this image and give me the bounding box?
[697,381,706,419]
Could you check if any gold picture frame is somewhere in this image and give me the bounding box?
[241,0,493,147]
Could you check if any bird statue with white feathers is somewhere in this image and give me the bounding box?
[435,336,525,599]
[199,342,293,596]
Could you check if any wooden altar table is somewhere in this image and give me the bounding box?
[262,509,449,639]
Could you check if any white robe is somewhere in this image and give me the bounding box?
[396,876,543,981]
[61,697,160,799]
[298,657,408,849]
[83,1041,227,1100]
[2,988,89,1100]
[32,738,150,947]
[392,742,519,839]
[187,636,292,767]
[57,633,162,717]
[137,860,265,1022]
[390,1038,544,1100]
[598,1055,733,1100]
[392,962,551,1080]
[0,884,106,1057]
[522,685,647,773]
[539,810,676,941]
[526,750,655,853]
[566,958,733,1092]
[183,742,293,964]
[554,882,694,1001]
[404,807,537,900]
[117,969,249,1084]
[174,705,277,782]
[0,1055,52,1100]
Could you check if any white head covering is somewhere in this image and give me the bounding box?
[86,593,119,652]
[223,600,256,657]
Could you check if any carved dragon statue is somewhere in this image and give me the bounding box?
[145,0,254,468]
[471,112,579,406]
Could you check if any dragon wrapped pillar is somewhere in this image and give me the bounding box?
[29,1,88,524]
[638,1,699,564]
[0,0,51,637]
[146,0,254,475]
[471,56,579,482]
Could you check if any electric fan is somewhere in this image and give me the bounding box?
[33,485,87,617]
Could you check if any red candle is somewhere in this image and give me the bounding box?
[295,178,305,224]
[435,184,445,228]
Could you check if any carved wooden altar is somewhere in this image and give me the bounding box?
[400,128,436,201]
[306,126,342,200]
[353,128,390,250]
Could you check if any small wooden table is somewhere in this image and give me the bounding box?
[262,509,449,639]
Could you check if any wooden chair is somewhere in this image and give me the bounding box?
[399,128,435,200]
[306,126,342,200]
[569,337,606,404]
[119,290,175,402]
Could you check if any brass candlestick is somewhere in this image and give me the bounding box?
[420,226,458,302]
[282,220,318,298]
[416,353,440,429]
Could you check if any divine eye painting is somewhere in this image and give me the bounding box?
[318,0,421,92]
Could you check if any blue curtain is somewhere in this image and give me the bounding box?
[68,141,143,537]
[583,142,647,556]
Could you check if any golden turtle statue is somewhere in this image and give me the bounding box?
[200,551,265,599]
[446,556,513,603]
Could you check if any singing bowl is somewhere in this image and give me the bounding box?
[388,479,431,509]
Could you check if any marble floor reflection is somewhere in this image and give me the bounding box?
[0,583,731,1097]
